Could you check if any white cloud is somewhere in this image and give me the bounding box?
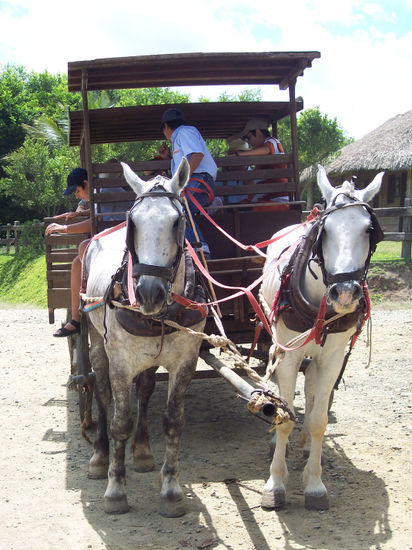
[0,0,411,139]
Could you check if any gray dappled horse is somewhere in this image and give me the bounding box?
[260,165,384,510]
[84,159,206,517]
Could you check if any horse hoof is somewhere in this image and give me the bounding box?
[88,463,109,479]
[87,458,109,479]
[104,495,130,514]
[305,492,329,510]
[261,489,286,510]
[159,495,186,517]
[133,456,155,473]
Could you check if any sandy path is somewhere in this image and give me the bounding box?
[0,306,411,550]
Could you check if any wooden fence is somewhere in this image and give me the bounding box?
[2,203,412,258]
[0,221,44,253]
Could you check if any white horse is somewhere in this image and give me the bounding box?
[84,159,206,517]
[260,165,384,510]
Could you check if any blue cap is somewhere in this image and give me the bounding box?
[63,167,88,195]
[160,108,185,128]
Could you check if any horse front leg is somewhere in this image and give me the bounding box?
[104,368,134,514]
[131,366,157,472]
[299,359,316,459]
[303,347,346,510]
[159,361,196,517]
[88,324,110,479]
[262,352,300,510]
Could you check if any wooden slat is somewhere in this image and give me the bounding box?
[69,102,304,145]
[47,251,79,263]
[68,52,320,92]
[47,289,72,309]
[46,270,71,286]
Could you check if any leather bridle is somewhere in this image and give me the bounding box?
[311,195,384,287]
[125,183,187,288]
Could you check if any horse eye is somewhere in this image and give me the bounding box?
[173,219,179,229]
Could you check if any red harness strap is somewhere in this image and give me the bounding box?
[185,191,319,258]
[183,176,215,204]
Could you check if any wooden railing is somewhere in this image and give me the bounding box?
[0,221,44,253]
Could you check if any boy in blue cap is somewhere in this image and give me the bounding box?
[45,168,92,336]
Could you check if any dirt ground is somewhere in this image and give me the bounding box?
[0,301,411,550]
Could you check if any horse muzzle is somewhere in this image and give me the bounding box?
[326,280,363,314]
[134,276,169,316]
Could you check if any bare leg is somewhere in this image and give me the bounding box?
[55,239,90,335]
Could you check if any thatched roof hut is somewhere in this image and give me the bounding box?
[300,110,412,213]
[326,109,412,174]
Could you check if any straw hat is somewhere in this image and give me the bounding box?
[226,136,250,151]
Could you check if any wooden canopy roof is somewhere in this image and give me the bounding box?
[68,99,304,146]
[67,51,320,92]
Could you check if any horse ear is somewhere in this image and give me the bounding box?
[121,162,146,195]
[317,165,335,204]
[355,172,384,203]
[170,157,190,195]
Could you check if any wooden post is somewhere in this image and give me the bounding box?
[13,221,20,253]
[288,79,300,202]
[401,197,412,259]
[81,69,95,235]
[6,223,11,253]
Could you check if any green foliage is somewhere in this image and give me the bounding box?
[109,87,190,108]
[18,220,44,252]
[0,65,33,159]
[1,137,79,218]
[0,66,79,161]
[0,63,353,224]
[296,107,352,171]
[0,251,47,308]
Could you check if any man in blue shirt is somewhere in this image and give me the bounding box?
[158,108,217,259]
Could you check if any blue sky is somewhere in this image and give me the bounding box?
[0,0,411,140]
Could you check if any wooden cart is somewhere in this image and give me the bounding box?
[44,51,320,422]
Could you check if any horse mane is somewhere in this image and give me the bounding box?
[340,179,355,198]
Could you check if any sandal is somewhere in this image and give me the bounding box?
[53,319,81,337]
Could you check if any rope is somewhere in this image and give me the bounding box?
[80,293,104,303]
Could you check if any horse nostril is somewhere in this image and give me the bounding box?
[153,285,166,305]
[134,284,144,306]
[328,283,339,302]
[352,282,363,300]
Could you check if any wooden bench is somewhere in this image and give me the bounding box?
[44,217,89,323]
[45,157,302,342]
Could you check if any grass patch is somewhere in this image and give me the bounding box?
[0,252,47,308]
[371,241,406,262]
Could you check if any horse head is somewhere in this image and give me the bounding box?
[122,158,190,316]
[315,165,384,314]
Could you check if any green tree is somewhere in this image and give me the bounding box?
[1,137,79,218]
[0,65,34,159]
[296,107,352,170]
